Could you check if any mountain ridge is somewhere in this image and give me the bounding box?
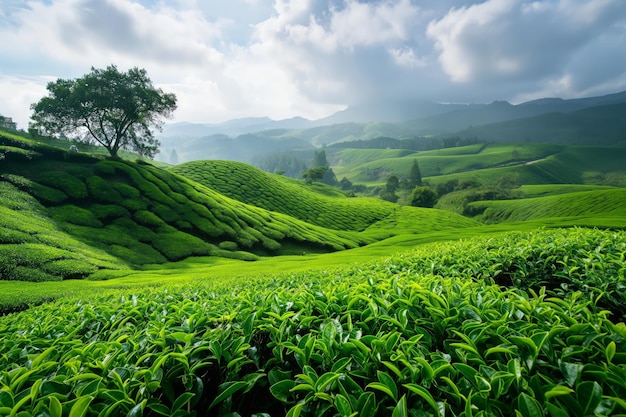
[155,90,626,164]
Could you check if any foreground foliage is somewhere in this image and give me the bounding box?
[1,228,625,416]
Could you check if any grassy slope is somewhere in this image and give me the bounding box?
[329,143,626,189]
[170,160,396,231]
[1,131,481,287]
[423,146,626,190]
[333,143,563,183]
[519,184,618,198]
[468,188,626,225]
[1,132,378,275]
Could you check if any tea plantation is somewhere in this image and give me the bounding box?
[2,129,626,416]
[1,228,625,416]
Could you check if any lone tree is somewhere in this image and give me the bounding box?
[302,166,327,184]
[30,65,177,158]
[380,175,400,203]
[408,186,438,208]
[408,159,422,188]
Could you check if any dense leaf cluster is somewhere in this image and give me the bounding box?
[1,228,625,416]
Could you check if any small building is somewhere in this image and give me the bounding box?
[0,115,17,130]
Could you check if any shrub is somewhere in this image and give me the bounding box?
[152,202,179,223]
[121,197,148,211]
[0,228,34,244]
[113,182,140,199]
[133,210,166,229]
[93,161,117,176]
[218,241,239,251]
[408,186,439,208]
[36,171,88,199]
[43,259,97,279]
[108,220,157,244]
[109,243,166,265]
[86,176,123,203]
[4,266,59,282]
[49,205,102,227]
[151,232,212,261]
[30,182,68,204]
[91,204,131,221]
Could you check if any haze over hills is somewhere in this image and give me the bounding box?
[156,91,626,165]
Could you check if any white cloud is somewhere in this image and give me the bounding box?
[329,0,419,48]
[389,47,427,68]
[1,0,626,128]
[0,75,52,129]
[427,0,626,85]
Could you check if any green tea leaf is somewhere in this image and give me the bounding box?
[366,382,395,401]
[172,392,196,411]
[335,393,352,417]
[577,381,602,416]
[69,396,94,417]
[559,362,582,387]
[517,393,543,417]
[127,401,145,417]
[316,372,341,392]
[391,395,407,417]
[286,402,303,417]
[357,392,376,417]
[605,341,616,363]
[404,383,442,416]
[545,403,570,417]
[49,396,63,417]
[544,386,574,400]
[209,381,247,409]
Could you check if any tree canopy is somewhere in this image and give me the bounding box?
[409,186,438,208]
[408,159,422,188]
[30,65,177,158]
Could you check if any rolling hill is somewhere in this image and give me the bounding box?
[468,188,626,226]
[170,160,396,231]
[1,131,375,279]
[1,130,481,282]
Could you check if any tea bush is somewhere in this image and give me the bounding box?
[0,228,625,416]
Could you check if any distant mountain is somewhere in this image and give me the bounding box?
[157,91,626,164]
[401,90,626,135]
[158,132,314,164]
[454,102,626,145]
[161,116,317,138]
[315,100,469,124]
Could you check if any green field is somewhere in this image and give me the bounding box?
[2,129,626,416]
[469,189,626,224]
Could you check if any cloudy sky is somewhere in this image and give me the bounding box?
[1,0,626,129]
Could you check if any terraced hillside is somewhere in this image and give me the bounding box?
[0,180,126,282]
[331,143,562,183]
[328,143,626,191]
[1,132,378,280]
[469,188,626,226]
[2,130,483,283]
[170,160,396,230]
